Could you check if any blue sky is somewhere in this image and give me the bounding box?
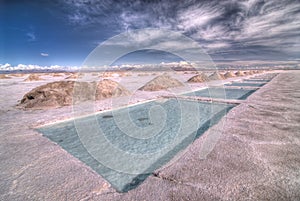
[0,0,299,67]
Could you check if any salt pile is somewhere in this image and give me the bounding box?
[187,73,209,83]
[223,71,236,78]
[18,79,130,109]
[24,74,44,82]
[208,72,225,80]
[139,74,183,91]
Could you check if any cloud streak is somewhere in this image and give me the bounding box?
[0,63,80,71]
[26,32,36,42]
[57,0,299,60]
[40,53,49,57]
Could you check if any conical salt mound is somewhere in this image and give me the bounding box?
[247,71,254,75]
[95,79,131,99]
[0,74,11,79]
[208,72,225,81]
[18,79,131,109]
[187,73,209,83]
[52,73,64,77]
[19,81,75,109]
[139,74,183,91]
[243,71,251,75]
[24,74,44,82]
[223,71,236,79]
[235,71,245,76]
[65,73,79,79]
[10,73,25,77]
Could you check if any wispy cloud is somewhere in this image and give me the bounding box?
[0,63,11,69]
[57,0,299,60]
[0,63,80,71]
[26,32,36,42]
[40,53,49,57]
[62,0,117,26]
[177,3,224,32]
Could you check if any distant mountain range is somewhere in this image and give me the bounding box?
[0,60,299,74]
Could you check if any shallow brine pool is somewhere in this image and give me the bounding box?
[243,79,270,83]
[225,82,266,87]
[184,87,256,100]
[37,98,234,192]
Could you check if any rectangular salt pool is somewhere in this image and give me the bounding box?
[184,87,256,100]
[225,82,265,87]
[243,79,270,83]
[37,99,234,192]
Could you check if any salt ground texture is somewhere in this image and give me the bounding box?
[0,70,299,200]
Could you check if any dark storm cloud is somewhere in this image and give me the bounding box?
[51,0,300,60]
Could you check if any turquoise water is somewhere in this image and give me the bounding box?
[243,79,270,82]
[225,82,265,87]
[37,76,271,192]
[37,99,234,192]
[184,87,256,100]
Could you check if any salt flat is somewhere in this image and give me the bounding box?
[1,70,299,200]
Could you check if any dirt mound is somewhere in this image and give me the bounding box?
[0,74,11,79]
[18,79,131,109]
[139,74,183,91]
[24,74,44,82]
[223,71,236,78]
[187,73,209,83]
[235,71,245,76]
[208,72,225,80]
